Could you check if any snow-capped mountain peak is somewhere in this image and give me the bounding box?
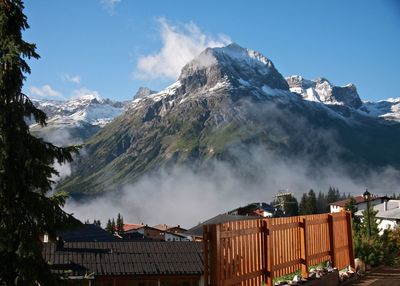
[179,43,289,94]
[71,90,104,104]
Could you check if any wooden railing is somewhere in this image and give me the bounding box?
[203,212,355,286]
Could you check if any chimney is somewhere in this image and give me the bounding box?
[384,200,388,212]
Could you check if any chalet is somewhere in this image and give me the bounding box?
[123,223,144,232]
[228,202,275,218]
[123,224,191,242]
[355,199,400,233]
[152,224,187,234]
[329,195,388,213]
[42,241,204,286]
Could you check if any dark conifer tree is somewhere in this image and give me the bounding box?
[0,1,78,284]
[116,213,124,235]
[299,193,310,215]
[105,219,113,233]
[327,186,339,204]
[308,189,317,214]
[316,191,327,213]
[111,218,116,233]
[284,194,299,216]
[299,189,317,215]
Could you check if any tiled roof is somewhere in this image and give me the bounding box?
[152,224,175,231]
[329,196,385,207]
[42,241,203,277]
[123,223,144,232]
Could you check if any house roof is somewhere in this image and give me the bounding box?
[123,223,144,232]
[152,224,187,232]
[228,202,275,216]
[57,224,117,242]
[355,200,400,220]
[329,195,385,207]
[152,224,175,231]
[42,241,203,277]
[185,214,259,237]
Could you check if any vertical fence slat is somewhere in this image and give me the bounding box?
[328,214,336,268]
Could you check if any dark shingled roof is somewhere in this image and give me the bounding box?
[42,241,204,277]
[57,224,117,242]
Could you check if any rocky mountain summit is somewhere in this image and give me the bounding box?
[58,43,400,197]
[286,75,362,109]
[30,92,126,145]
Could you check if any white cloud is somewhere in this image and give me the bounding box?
[134,18,231,80]
[101,0,120,12]
[29,85,63,98]
[62,74,81,84]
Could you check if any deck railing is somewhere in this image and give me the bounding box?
[203,212,355,286]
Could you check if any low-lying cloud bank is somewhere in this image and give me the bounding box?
[64,147,400,229]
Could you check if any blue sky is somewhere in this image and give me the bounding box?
[23,0,400,102]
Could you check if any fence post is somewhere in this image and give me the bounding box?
[328,214,336,267]
[209,224,220,286]
[265,219,273,286]
[346,212,356,269]
[300,217,309,278]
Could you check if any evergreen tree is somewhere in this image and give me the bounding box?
[316,191,327,213]
[105,218,117,233]
[111,218,116,233]
[93,219,101,227]
[116,213,124,235]
[327,186,339,204]
[308,189,317,214]
[284,194,299,216]
[299,190,317,215]
[345,197,360,233]
[359,203,380,238]
[0,1,78,284]
[299,193,310,215]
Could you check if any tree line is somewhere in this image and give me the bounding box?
[271,187,350,216]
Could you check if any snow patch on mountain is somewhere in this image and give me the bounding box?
[361,98,400,122]
[31,94,125,128]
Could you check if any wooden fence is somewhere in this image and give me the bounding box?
[203,212,355,286]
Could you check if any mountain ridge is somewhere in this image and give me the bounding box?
[56,44,400,197]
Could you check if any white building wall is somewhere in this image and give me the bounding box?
[378,219,397,234]
[330,205,343,213]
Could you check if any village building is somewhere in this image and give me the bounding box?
[228,202,275,218]
[355,199,400,233]
[42,241,204,286]
[329,195,388,213]
[123,224,191,242]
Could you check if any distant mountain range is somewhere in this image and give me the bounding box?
[31,43,400,197]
